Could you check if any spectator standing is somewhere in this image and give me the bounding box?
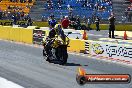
[60,15,65,22]
[69,15,76,28]
[95,16,100,31]
[21,11,25,20]
[7,11,12,20]
[41,16,45,21]
[108,15,115,38]
[12,14,17,25]
[128,12,132,22]
[0,8,2,19]
[76,15,81,30]
[83,16,87,24]
[94,2,99,11]
[16,11,21,20]
[0,12,2,19]
[24,14,30,21]
[91,14,95,23]
[124,9,128,17]
[27,17,32,26]
[122,16,127,23]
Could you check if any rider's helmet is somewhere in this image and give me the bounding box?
[54,24,62,34]
[55,24,61,29]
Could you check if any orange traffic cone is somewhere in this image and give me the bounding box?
[82,30,88,40]
[123,31,127,40]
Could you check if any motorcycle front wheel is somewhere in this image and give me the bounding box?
[57,46,68,65]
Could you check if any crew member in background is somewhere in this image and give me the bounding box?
[108,15,116,38]
[87,17,92,30]
[76,15,81,30]
[61,16,70,29]
[69,15,76,29]
[48,14,57,30]
[95,16,100,31]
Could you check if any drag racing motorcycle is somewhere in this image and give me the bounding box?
[43,32,72,65]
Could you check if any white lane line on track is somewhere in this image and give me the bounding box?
[0,77,24,88]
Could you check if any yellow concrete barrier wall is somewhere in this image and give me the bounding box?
[0,26,33,44]
[0,26,11,40]
[0,26,3,39]
[22,28,33,44]
[68,39,85,53]
[0,26,2,38]
[0,25,86,53]
[9,27,14,41]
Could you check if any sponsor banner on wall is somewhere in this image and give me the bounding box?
[91,42,132,61]
[33,29,46,45]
